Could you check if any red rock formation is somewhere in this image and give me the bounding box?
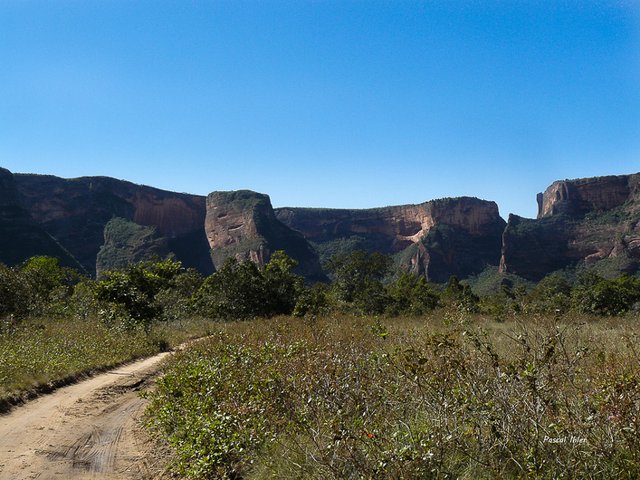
[205,190,325,280]
[14,174,211,275]
[537,174,634,218]
[502,173,640,280]
[0,168,83,270]
[276,197,506,282]
[131,190,205,237]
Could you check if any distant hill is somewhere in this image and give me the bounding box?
[205,190,326,282]
[275,197,506,283]
[13,173,212,276]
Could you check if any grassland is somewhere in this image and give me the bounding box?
[0,316,216,410]
[145,312,640,479]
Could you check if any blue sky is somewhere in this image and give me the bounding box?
[1,1,639,218]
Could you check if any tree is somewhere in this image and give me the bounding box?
[19,256,81,316]
[526,272,572,313]
[95,259,184,329]
[325,250,392,314]
[262,251,304,316]
[441,275,479,313]
[194,251,303,320]
[572,273,640,316]
[152,267,204,321]
[386,272,439,316]
[293,283,330,317]
[0,263,29,319]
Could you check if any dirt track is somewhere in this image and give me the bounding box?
[0,353,171,479]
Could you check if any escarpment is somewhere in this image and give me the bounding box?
[537,174,635,218]
[0,168,82,270]
[501,173,640,281]
[13,174,212,276]
[205,190,326,281]
[276,197,506,282]
[4,167,640,283]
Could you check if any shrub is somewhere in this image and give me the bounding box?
[0,263,29,319]
[526,272,572,314]
[325,250,392,314]
[19,256,81,317]
[442,275,480,312]
[386,272,440,316]
[95,259,183,329]
[145,315,640,479]
[293,283,330,318]
[572,273,640,316]
[194,251,303,320]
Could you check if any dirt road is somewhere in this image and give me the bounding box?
[0,353,171,479]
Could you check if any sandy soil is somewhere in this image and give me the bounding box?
[0,353,172,479]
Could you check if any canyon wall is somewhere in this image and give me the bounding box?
[276,197,506,282]
[537,174,635,218]
[0,168,81,270]
[14,174,212,275]
[205,190,326,281]
[501,173,640,280]
[4,167,640,283]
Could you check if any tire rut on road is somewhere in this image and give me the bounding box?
[0,352,171,479]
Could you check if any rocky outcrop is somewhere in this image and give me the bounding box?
[501,173,640,281]
[14,174,212,276]
[0,168,82,270]
[276,197,506,282]
[205,190,326,281]
[9,167,640,284]
[537,174,635,218]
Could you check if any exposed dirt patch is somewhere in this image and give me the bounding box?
[0,353,172,479]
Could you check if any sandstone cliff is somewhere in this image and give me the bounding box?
[8,167,640,284]
[14,174,212,275]
[0,168,82,270]
[537,174,635,218]
[501,173,640,280]
[276,197,506,282]
[205,190,325,281]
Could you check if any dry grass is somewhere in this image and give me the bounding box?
[0,316,216,408]
[145,312,640,479]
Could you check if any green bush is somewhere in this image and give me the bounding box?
[526,272,572,314]
[0,263,29,319]
[325,250,392,314]
[386,272,440,316]
[293,283,330,318]
[442,275,480,312]
[572,273,640,316]
[95,259,184,329]
[194,251,303,320]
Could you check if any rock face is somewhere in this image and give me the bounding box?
[537,175,633,218]
[0,168,82,270]
[276,197,506,282]
[501,173,640,281]
[205,190,326,281]
[8,167,640,283]
[14,174,212,276]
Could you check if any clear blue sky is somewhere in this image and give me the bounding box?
[1,1,639,218]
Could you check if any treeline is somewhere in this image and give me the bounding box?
[1,251,640,329]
